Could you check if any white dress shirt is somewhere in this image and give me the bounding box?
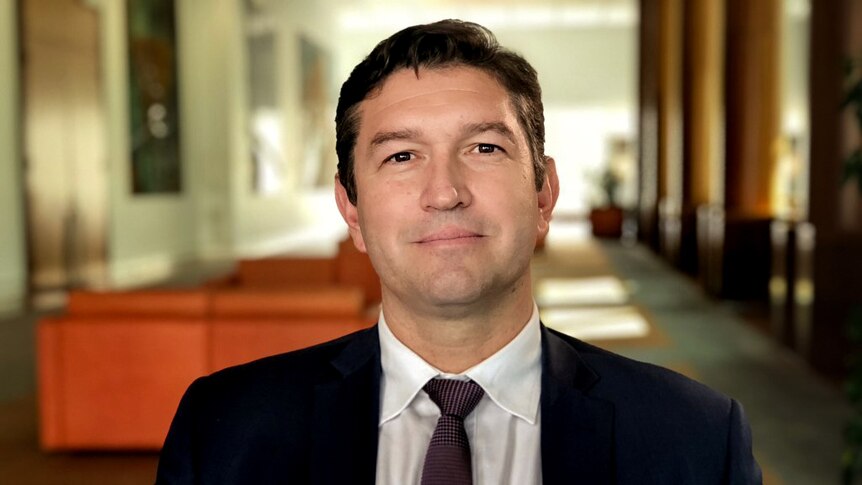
[375,304,543,485]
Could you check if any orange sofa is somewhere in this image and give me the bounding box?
[38,285,374,451]
[210,239,382,308]
[208,287,369,369]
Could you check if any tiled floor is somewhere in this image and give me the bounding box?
[589,241,850,485]
[0,237,850,483]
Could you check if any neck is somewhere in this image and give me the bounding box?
[380,280,535,373]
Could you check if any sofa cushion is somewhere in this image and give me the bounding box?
[236,258,336,287]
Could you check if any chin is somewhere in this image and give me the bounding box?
[425,284,483,305]
[421,271,509,309]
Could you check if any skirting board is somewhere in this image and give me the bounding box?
[0,274,25,317]
[108,253,188,289]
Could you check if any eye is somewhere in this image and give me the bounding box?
[475,144,502,154]
[385,152,413,163]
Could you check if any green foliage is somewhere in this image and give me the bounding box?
[844,58,862,195]
[843,60,862,482]
[845,149,862,195]
[601,169,621,208]
[844,305,862,484]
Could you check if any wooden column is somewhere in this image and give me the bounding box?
[638,0,661,251]
[714,0,781,300]
[806,0,862,375]
[684,0,724,208]
[656,0,684,263]
[725,0,781,217]
[658,0,684,263]
[22,0,107,293]
[681,0,725,276]
[638,0,683,259]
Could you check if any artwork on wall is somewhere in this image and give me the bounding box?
[299,34,336,188]
[126,0,182,194]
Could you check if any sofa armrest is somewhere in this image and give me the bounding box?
[66,290,209,318]
[210,287,365,319]
[210,317,371,371]
[37,316,208,450]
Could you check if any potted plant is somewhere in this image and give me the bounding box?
[589,168,624,238]
[845,308,862,484]
[589,137,631,238]
[843,56,862,193]
[841,54,862,485]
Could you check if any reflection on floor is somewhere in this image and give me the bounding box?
[536,276,630,306]
[0,232,851,484]
[542,305,652,341]
[533,238,849,485]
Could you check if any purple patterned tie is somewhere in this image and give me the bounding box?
[421,378,485,485]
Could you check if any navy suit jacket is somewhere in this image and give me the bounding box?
[156,325,762,484]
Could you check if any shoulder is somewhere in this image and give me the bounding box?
[160,327,377,460]
[543,328,761,482]
[173,325,378,426]
[157,327,379,483]
[191,325,378,399]
[546,327,733,421]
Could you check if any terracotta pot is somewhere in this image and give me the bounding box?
[590,206,623,238]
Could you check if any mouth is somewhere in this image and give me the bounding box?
[416,227,485,244]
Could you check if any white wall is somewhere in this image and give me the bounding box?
[94,0,347,288]
[11,1,638,296]
[229,0,346,258]
[0,1,26,314]
[176,0,240,261]
[497,27,637,213]
[334,16,638,216]
[96,0,198,286]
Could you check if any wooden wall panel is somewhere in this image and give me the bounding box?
[638,0,661,250]
[724,0,781,217]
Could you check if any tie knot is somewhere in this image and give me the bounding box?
[423,378,484,419]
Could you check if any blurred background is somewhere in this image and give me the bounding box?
[1,0,861,483]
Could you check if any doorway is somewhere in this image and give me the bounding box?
[21,0,108,300]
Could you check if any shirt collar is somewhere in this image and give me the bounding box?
[377,303,542,426]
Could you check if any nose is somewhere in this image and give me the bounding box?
[420,155,472,211]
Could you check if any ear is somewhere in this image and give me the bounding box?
[334,175,368,253]
[537,156,560,237]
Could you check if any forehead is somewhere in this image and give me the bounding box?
[356,66,520,136]
[369,65,506,104]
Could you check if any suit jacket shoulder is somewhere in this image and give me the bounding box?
[157,324,760,485]
[541,327,761,485]
[156,326,381,485]
[555,327,730,413]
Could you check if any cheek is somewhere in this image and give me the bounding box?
[478,172,538,211]
[357,185,412,238]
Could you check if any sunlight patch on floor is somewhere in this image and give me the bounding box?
[535,276,629,307]
[541,306,650,341]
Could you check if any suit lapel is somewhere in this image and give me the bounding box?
[309,327,381,485]
[304,325,616,484]
[541,326,615,485]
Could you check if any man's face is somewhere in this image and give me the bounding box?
[336,66,558,315]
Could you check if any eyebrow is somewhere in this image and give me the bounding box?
[368,122,517,150]
[369,129,421,149]
[462,121,518,144]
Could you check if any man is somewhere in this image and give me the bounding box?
[157,20,761,484]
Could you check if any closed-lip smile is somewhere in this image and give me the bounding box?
[416,227,484,244]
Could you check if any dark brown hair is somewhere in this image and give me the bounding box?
[335,19,546,204]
